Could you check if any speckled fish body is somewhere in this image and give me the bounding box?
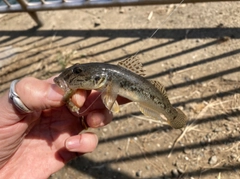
[54,57,187,129]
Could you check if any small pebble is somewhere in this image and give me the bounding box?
[196,39,201,43]
[208,155,218,165]
[94,18,101,27]
[136,170,142,177]
[171,169,179,177]
[119,7,124,13]
[226,126,232,131]
[183,147,191,154]
[231,154,237,159]
[145,165,151,170]
[177,167,185,174]
[213,128,222,132]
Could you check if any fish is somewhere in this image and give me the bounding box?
[54,57,187,129]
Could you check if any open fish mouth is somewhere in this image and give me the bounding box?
[54,77,69,91]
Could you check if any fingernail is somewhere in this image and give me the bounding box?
[72,90,86,108]
[72,93,83,108]
[47,84,63,101]
[66,136,82,150]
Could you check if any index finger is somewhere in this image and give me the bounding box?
[72,90,130,115]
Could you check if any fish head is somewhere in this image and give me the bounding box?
[54,63,108,91]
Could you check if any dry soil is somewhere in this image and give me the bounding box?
[0,1,240,179]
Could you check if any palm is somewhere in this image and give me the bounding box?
[4,106,82,178]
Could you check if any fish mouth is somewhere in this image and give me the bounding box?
[54,77,68,91]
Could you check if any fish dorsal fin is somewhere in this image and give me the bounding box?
[118,56,145,76]
[150,80,167,97]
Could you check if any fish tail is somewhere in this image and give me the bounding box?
[168,108,187,129]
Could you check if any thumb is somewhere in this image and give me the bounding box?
[15,77,64,112]
[0,77,64,126]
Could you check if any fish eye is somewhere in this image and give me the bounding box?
[94,75,101,82]
[72,67,82,74]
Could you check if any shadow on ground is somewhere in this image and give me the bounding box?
[1,26,240,178]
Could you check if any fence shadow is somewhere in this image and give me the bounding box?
[1,27,240,40]
[0,26,240,178]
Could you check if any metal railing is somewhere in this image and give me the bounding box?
[0,0,238,26]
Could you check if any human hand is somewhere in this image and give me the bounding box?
[0,77,118,178]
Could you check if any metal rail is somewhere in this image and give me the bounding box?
[0,0,238,26]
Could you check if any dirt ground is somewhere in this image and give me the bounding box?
[0,1,240,179]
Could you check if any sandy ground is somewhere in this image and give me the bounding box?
[0,1,240,179]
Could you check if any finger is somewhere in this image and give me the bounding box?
[79,90,104,113]
[71,90,87,108]
[85,109,113,128]
[65,132,98,153]
[79,91,130,114]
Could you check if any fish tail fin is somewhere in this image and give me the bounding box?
[168,108,187,129]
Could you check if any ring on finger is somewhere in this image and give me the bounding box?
[9,80,33,114]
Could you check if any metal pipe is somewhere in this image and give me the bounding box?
[2,0,11,7]
[0,0,239,13]
[16,0,43,26]
[40,0,46,4]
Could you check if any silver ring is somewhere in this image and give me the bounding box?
[9,80,33,114]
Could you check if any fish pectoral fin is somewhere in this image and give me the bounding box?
[102,97,120,113]
[137,103,160,120]
[101,83,120,113]
[118,56,145,76]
